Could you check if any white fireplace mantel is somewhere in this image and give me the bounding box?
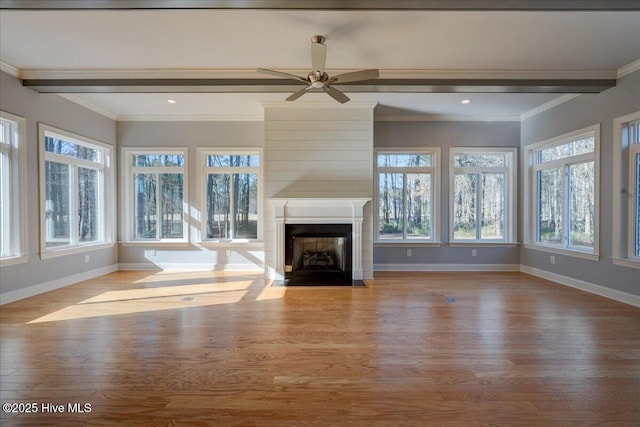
[269,198,371,280]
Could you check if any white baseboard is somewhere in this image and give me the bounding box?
[118,262,264,271]
[374,263,520,272]
[520,265,640,308]
[0,264,119,305]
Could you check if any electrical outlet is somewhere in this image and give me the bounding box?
[84,255,90,263]
[407,249,412,257]
[550,255,556,264]
[472,249,477,257]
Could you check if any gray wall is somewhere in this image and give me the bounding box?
[520,69,640,295]
[373,121,521,267]
[0,71,117,296]
[116,120,265,269]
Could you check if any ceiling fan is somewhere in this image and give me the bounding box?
[257,35,379,104]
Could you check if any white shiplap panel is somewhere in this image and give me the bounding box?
[266,120,371,132]
[267,150,371,163]
[267,169,370,182]
[264,107,373,122]
[267,160,371,172]
[267,140,372,151]
[266,130,371,141]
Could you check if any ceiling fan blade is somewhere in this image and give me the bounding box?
[257,68,308,84]
[330,69,379,84]
[286,86,312,101]
[311,38,326,73]
[323,86,350,104]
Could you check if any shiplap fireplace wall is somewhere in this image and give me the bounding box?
[262,102,376,280]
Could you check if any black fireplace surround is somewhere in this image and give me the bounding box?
[283,223,355,286]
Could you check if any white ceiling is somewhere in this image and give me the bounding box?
[1,9,639,120]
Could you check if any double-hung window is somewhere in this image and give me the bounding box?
[613,112,640,267]
[525,124,600,258]
[198,149,261,242]
[0,112,27,266]
[375,149,439,242]
[450,148,517,243]
[122,149,187,242]
[39,124,114,257]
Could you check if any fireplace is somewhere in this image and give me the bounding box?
[284,224,352,285]
[268,197,370,284]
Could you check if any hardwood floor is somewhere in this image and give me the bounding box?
[1,271,639,426]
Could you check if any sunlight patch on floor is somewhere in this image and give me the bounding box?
[27,280,256,324]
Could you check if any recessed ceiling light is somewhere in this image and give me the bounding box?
[167,99,177,104]
[461,99,472,105]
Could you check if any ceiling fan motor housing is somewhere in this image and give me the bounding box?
[308,71,329,88]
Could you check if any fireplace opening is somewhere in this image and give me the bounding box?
[284,224,353,285]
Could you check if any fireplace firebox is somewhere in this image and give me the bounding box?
[284,224,353,285]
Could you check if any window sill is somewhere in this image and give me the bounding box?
[196,241,264,249]
[448,242,519,247]
[612,257,640,270]
[374,241,441,247]
[523,243,599,261]
[119,241,189,248]
[40,242,115,260]
[0,255,28,267]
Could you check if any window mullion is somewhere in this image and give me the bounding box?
[229,173,235,239]
[563,164,570,248]
[476,173,482,240]
[156,172,161,240]
[403,173,408,240]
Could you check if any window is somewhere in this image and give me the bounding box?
[39,124,114,258]
[0,112,27,266]
[450,148,517,243]
[613,112,640,267]
[375,149,439,242]
[122,149,187,242]
[198,149,261,242]
[525,124,599,259]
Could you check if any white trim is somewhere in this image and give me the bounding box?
[0,255,28,267]
[375,147,441,243]
[0,62,21,78]
[448,147,517,244]
[118,262,263,271]
[0,111,28,263]
[524,123,600,257]
[261,101,378,110]
[520,94,581,121]
[117,115,264,122]
[520,265,640,308]
[448,242,519,247]
[617,58,640,79]
[374,263,520,272]
[375,114,520,122]
[0,264,118,305]
[121,147,189,243]
[57,94,118,120]
[38,123,116,258]
[196,147,264,243]
[118,241,190,248]
[612,257,640,269]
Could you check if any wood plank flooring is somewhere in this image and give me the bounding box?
[1,271,639,426]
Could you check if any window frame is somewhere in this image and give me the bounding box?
[449,147,517,245]
[612,111,640,268]
[121,148,189,245]
[38,123,115,259]
[374,148,440,244]
[524,124,600,261]
[196,148,263,245]
[0,111,27,267]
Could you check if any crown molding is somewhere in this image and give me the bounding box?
[117,115,264,122]
[375,114,520,122]
[617,58,640,79]
[0,62,21,78]
[260,101,378,109]
[520,94,581,121]
[57,94,118,120]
